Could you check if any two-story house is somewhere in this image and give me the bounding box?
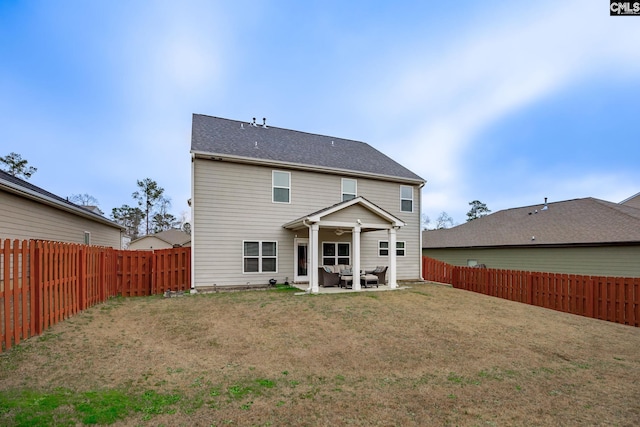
[190,115,426,293]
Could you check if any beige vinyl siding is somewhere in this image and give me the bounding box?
[193,158,423,287]
[1,192,121,248]
[621,194,640,210]
[322,205,385,225]
[423,246,640,278]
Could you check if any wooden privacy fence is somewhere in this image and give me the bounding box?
[422,256,640,327]
[0,239,191,352]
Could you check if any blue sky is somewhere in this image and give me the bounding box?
[1,0,639,227]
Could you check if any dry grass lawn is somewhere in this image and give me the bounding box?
[1,282,639,426]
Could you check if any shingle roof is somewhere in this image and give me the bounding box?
[132,229,191,246]
[423,197,640,248]
[0,169,124,230]
[191,114,425,183]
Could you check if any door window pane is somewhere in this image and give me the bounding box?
[297,245,308,276]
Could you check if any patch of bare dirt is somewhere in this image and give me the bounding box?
[1,283,639,426]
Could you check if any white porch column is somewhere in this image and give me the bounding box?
[309,223,320,293]
[388,227,398,289]
[352,225,361,291]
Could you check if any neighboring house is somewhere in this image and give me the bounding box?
[190,114,426,292]
[128,229,191,250]
[0,170,124,248]
[621,192,640,210]
[80,205,105,216]
[422,197,640,277]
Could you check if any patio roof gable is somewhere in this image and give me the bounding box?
[283,196,405,231]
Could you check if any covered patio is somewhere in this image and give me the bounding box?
[283,197,405,294]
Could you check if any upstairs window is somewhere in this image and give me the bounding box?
[243,241,277,273]
[273,171,290,203]
[342,178,357,201]
[400,185,413,212]
[84,231,91,245]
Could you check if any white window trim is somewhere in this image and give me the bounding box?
[243,240,278,274]
[378,240,406,257]
[321,242,351,266]
[272,170,291,204]
[400,185,414,213]
[84,231,91,245]
[341,178,357,202]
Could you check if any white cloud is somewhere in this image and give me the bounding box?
[358,0,640,222]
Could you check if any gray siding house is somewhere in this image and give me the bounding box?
[423,197,640,277]
[129,229,191,250]
[0,170,124,248]
[190,115,426,292]
[621,192,640,210]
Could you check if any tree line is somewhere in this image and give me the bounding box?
[423,200,491,230]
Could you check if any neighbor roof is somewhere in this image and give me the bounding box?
[191,114,425,184]
[131,229,191,246]
[620,192,640,209]
[423,197,640,248]
[0,169,124,230]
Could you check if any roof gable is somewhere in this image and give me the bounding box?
[284,196,405,231]
[191,114,425,183]
[423,197,640,248]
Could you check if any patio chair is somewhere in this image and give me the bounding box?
[318,267,340,287]
[367,266,387,285]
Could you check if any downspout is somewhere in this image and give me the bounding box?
[418,181,426,281]
[190,153,196,290]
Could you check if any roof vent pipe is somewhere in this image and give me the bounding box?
[542,197,548,210]
[252,117,257,127]
[262,117,268,128]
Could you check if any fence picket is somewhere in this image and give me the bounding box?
[0,239,191,353]
[422,256,639,328]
